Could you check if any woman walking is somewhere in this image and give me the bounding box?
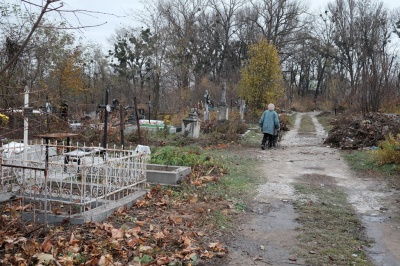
[259,103,280,150]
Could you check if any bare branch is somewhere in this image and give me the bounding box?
[0,0,56,76]
[0,0,120,76]
[39,22,108,30]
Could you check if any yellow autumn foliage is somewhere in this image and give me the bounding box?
[51,49,86,97]
[0,113,9,125]
[238,39,283,110]
[370,133,400,166]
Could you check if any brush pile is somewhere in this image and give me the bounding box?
[324,112,400,149]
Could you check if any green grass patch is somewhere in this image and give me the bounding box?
[289,112,297,126]
[342,149,400,190]
[294,183,373,266]
[217,151,264,198]
[212,210,232,230]
[207,149,264,227]
[150,145,227,177]
[150,145,264,230]
[240,129,263,148]
[298,114,315,133]
[342,150,399,174]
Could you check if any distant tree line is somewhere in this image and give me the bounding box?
[0,0,399,135]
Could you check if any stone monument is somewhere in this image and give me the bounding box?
[218,82,229,122]
[204,90,210,121]
[182,108,201,138]
[237,98,246,121]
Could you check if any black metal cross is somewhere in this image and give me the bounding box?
[97,88,111,149]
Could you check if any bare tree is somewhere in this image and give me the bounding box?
[0,0,63,76]
[326,0,393,112]
[248,0,308,62]
[206,0,245,81]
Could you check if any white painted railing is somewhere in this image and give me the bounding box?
[1,141,147,218]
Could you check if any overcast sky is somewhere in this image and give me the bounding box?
[44,0,400,49]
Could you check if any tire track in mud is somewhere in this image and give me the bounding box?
[219,112,400,266]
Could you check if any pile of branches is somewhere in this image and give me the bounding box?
[324,112,400,149]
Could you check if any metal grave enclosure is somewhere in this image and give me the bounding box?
[1,140,147,224]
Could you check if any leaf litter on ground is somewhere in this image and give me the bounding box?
[0,168,231,265]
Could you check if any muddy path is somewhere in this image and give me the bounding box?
[217,112,400,266]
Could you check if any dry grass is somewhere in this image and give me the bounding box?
[298,114,315,134]
[294,181,373,266]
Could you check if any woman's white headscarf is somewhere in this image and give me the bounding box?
[268,103,275,110]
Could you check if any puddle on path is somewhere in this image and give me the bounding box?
[362,214,400,265]
[222,200,305,266]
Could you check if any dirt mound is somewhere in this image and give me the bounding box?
[324,112,400,149]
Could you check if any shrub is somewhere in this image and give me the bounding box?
[278,113,291,131]
[201,112,248,142]
[169,108,190,127]
[150,146,226,176]
[371,133,400,167]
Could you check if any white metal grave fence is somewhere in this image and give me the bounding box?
[1,140,147,222]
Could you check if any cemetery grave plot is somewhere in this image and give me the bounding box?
[1,140,148,224]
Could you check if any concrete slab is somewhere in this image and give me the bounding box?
[146,164,191,185]
[22,190,146,224]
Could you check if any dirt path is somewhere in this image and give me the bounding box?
[219,112,400,266]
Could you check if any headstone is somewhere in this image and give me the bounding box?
[204,90,210,121]
[218,82,229,121]
[220,82,227,106]
[182,109,201,138]
[237,99,246,121]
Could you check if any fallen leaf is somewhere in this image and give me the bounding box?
[196,231,204,236]
[182,236,192,247]
[67,245,80,253]
[136,220,146,227]
[189,195,198,203]
[156,256,169,265]
[111,228,124,239]
[22,239,36,256]
[34,253,55,265]
[116,207,126,215]
[139,245,153,252]
[5,242,14,252]
[136,199,148,207]
[41,237,53,253]
[69,233,80,245]
[52,208,61,215]
[200,251,213,259]
[154,199,167,206]
[128,226,141,236]
[98,254,113,266]
[192,179,203,186]
[154,231,165,240]
[200,176,215,182]
[168,216,183,225]
[127,237,139,247]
